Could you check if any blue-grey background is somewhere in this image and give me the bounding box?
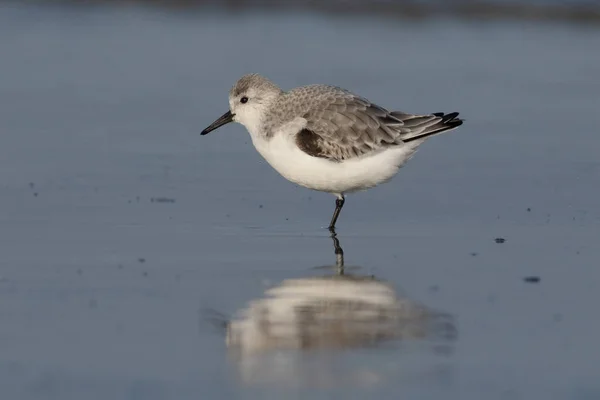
[1,1,599,399]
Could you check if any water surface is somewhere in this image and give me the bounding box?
[1,4,599,399]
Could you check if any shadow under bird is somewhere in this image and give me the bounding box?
[201,74,463,230]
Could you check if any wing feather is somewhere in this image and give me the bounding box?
[286,86,462,162]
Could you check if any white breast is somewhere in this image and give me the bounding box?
[246,118,420,195]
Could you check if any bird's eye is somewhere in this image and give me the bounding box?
[240,96,248,104]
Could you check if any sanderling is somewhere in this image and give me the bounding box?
[201,74,463,230]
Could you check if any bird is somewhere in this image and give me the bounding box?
[201,74,463,231]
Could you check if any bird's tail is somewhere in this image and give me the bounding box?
[391,111,463,143]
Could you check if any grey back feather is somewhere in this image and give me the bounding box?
[265,84,461,162]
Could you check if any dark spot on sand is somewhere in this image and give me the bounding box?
[553,313,562,322]
[523,276,540,283]
[470,252,478,257]
[259,204,263,209]
[527,207,531,212]
[138,258,146,263]
[33,192,38,197]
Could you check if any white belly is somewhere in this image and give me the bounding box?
[250,131,419,195]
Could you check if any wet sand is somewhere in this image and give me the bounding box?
[1,3,599,399]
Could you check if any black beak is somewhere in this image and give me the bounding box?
[201,111,234,135]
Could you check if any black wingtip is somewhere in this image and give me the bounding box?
[444,111,460,120]
[440,112,463,128]
[402,111,463,143]
[433,111,462,123]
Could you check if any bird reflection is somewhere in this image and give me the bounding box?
[225,230,456,354]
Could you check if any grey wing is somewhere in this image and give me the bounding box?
[300,92,462,161]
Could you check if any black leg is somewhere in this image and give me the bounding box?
[328,195,345,232]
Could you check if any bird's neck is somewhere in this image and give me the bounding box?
[240,113,267,143]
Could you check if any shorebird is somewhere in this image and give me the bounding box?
[201,74,462,230]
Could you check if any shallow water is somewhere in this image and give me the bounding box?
[1,3,600,399]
